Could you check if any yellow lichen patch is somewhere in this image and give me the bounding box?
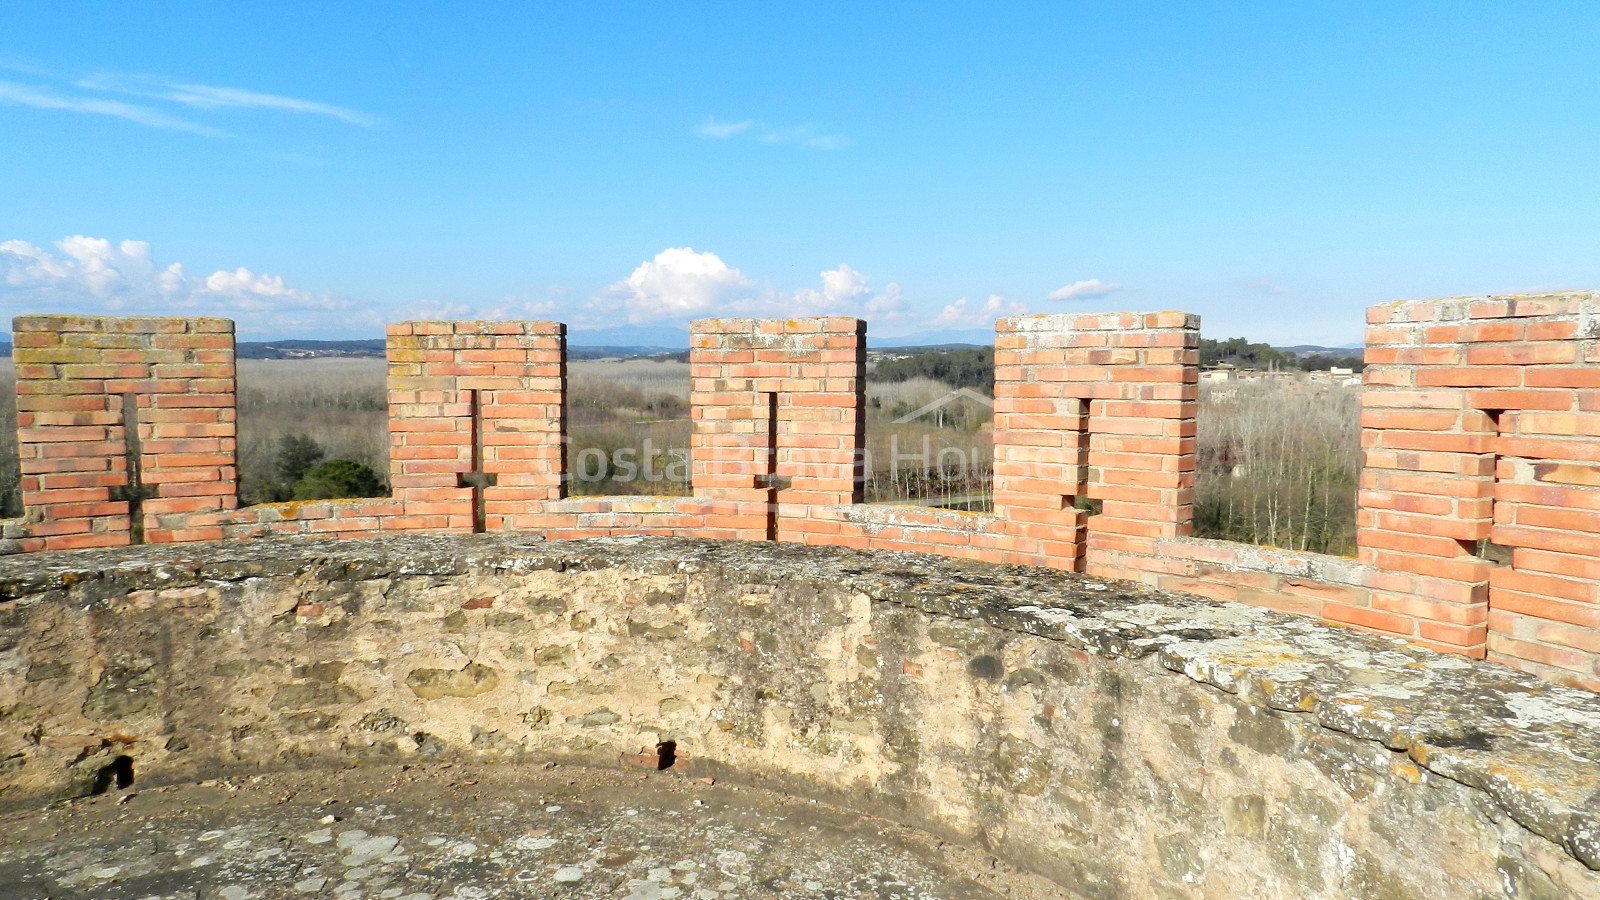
[1212,649,1311,669]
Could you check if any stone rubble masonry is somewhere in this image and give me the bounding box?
[7,292,1600,691]
[1,536,1598,896]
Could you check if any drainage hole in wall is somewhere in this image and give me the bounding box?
[655,740,677,771]
[91,756,135,794]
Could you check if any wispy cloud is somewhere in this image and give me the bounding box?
[262,150,331,167]
[698,117,752,138]
[1242,277,1287,295]
[0,80,224,136]
[0,69,377,137]
[801,134,850,150]
[404,296,556,322]
[1047,278,1121,301]
[697,117,849,149]
[81,75,378,127]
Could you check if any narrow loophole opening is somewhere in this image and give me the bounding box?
[1470,537,1514,567]
[655,740,677,770]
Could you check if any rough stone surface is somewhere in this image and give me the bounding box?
[1,534,1598,898]
[0,761,1058,899]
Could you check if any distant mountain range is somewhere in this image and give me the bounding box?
[0,337,1367,360]
[0,339,684,361]
[236,339,386,358]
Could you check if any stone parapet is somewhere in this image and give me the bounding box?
[0,536,1595,896]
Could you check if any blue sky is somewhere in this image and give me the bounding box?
[4,2,1600,344]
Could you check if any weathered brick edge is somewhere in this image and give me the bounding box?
[9,294,1600,690]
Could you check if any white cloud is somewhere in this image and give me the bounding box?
[696,117,849,149]
[1047,278,1121,301]
[154,82,377,126]
[0,80,224,136]
[588,254,907,327]
[698,118,752,138]
[790,263,905,321]
[406,296,564,323]
[931,294,1028,329]
[405,300,475,321]
[0,236,375,335]
[592,248,756,324]
[795,263,868,307]
[1243,278,1287,295]
[201,267,339,312]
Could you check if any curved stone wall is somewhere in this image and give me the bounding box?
[1,536,1597,898]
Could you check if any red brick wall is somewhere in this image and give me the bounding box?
[9,297,1600,691]
[795,313,1195,570]
[386,320,567,533]
[13,315,236,550]
[1365,293,1600,687]
[221,319,566,539]
[995,312,1198,578]
[687,317,865,542]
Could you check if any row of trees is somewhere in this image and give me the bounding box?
[1200,337,1364,372]
[872,341,1364,387]
[873,347,994,391]
[1192,381,1360,554]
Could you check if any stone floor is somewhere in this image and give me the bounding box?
[0,761,1063,900]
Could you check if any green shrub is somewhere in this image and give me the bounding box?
[291,459,387,500]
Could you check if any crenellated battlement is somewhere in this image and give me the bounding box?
[10,292,1600,690]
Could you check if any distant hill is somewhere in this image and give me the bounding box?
[238,340,682,360]
[873,342,985,355]
[0,337,1367,362]
[569,346,681,360]
[1275,344,1364,356]
[867,328,996,348]
[237,339,386,359]
[0,339,764,361]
